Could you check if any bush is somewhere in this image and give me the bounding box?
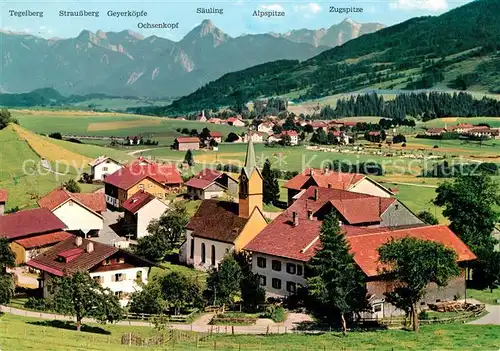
[49,132,62,140]
[261,305,287,323]
[25,297,51,311]
[418,310,429,320]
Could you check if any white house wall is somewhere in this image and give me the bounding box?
[251,252,307,298]
[53,200,103,232]
[136,198,168,239]
[184,230,234,270]
[92,162,123,181]
[349,178,392,198]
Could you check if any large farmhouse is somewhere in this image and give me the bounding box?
[27,236,153,307]
[0,208,72,265]
[180,139,267,270]
[284,168,393,205]
[104,161,182,208]
[38,187,106,236]
[244,186,475,318]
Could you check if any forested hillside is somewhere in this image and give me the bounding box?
[138,0,500,116]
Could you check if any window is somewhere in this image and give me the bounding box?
[271,260,282,271]
[373,304,382,313]
[103,167,108,171]
[117,257,125,264]
[286,263,296,275]
[138,184,144,190]
[272,278,281,290]
[258,275,267,286]
[103,258,111,266]
[286,281,296,293]
[148,183,153,188]
[257,257,266,268]
[297,265,303,276]
[93,276,103,284]
[68,201,73,206]
[113,273,124,282]
[190,239,194,259]
[211,245,216,266]
[114,291,123,298]
[201,243,206,263]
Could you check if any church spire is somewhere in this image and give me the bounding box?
[243,136,256,176]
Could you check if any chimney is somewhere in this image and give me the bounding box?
[202,110,205,118]
[75,236,83,247]
[307,210,313,220]
[314,188,319,201]
[292,211,299,227]
[310,169,314,176]
[86,242,94,253]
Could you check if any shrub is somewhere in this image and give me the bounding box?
[261,305,287,323]
[49,132,62,140]
[25,297,51,311]
[418,310,429,320]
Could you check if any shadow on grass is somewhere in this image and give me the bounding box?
[294,320,389,334]
[27,320,111,335]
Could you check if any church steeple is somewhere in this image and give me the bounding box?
[238,136,262,218]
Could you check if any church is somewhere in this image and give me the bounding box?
[179,139,268,270]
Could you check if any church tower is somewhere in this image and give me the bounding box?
[238,137,263,218]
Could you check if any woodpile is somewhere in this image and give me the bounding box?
[427,301,485,313]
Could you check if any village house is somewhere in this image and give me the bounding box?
[465,126,495,139]
[208,117,222,124]
[244,186,474,318]
[425,128,446,137]
[331,131,350,145]
[0,189,7,215]
[242,132,265,143]
[196,110,207,122]
[267,134,282,144]
[38,188,106,236]
[27,236,154,307]
[284,168,393,205]
[174,137,200,151]
[104,161,183,209]
[226,117,245,127]
[122,190,169,239]
[446,123,474,134]
[308,121,329,131]
[0,208,72,265]
[88,156,123,182]
[257,121,274,135]
[180,139,267,270]
[208,131,223,144]
[281,130,299,145]
[185,168,238,200]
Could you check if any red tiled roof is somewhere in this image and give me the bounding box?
[0,208,66,240]
[426,128,446,133]
[176,137,200,143]
[343,121,357,127]
[368,131,381,136]
[282,130,298,136]
[209,131,223,138]
[122,190,156,214]
[186,200,249,243]
[14,231,73,249]
[227,117,242,123]
[185,168,226,190]
[27,237,120,277]
[284,168,365,191]
[38,188,106,214]
[245,187,395,261]
[347,225,477,277]
[104,162,183,190]
[0,189,8,203]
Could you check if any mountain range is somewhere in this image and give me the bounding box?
[144,0,500,115]
[0,19,382,98]
[269,19,385,48]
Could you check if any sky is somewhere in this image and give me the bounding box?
[2,0,475,41]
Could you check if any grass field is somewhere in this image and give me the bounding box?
[13,110,245,146]
[0,313,499,351]
[0,125,102,209]
[422,117,500,128]
[467,288,500,305]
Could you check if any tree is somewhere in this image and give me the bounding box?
[63,179,81,193]
[261,159,280,205]
[280,134,292,146]
[184,150,195,166]
[0,109,13,130]
[378,237,460,332]
[49,132,62,140]
[129,277,165,315]
[136,204,189,262]
[434,175,499,252]
[199,127,211,144]
[307,213,368,333]
[417,211,439,225]
[209,138,219,148]
[0,238,15,304]
[234,251,265,311]
[189,129,198,136]
[206,254,242,310]
[225,132,240,142]
[161,271,204,315]
[304,124,314,134]
[49,271,123,331]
